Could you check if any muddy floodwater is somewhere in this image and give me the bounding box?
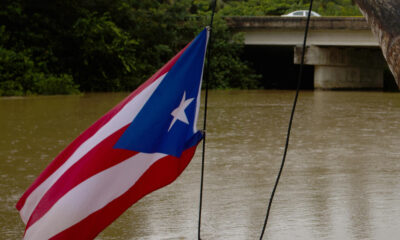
[1,90,400,240]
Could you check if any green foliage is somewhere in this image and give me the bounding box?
[313,0,361,16]
[0,47,32,96]
[0,47,79,96]
[219,0,294,16]
[0,0,362,95]
[206,17,261,89]
[72,12,138,91]
[219,0,362,16]
[31,73,79,95]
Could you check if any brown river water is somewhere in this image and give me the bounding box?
[1,90,400,239]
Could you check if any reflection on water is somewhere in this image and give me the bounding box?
[1,91,400,239]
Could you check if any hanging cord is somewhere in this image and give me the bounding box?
[259,1,314,239]
[198,1,217,240]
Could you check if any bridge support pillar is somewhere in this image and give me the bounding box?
[294,46,386,89]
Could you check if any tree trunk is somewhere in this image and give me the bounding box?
[354,0,400,87]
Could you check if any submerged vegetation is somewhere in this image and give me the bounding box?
[0,0,361,96]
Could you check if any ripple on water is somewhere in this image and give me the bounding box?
[3,91,400,240]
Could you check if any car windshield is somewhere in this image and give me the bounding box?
[283,10,321,17]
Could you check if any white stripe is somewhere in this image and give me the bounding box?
[24,152,166,240]
[193,28,209,133]
[19,74,166,224]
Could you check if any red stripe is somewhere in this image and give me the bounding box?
[49,144,198,240]
[16,45,188,211]
[25,125,139,229]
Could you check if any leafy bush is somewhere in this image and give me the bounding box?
[0,47,33,96]
[0,80,23,96]
[32,73,79,95]
[0,47,79,96]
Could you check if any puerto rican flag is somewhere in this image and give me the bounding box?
[16,28,209,239]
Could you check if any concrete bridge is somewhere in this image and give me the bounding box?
[227,17,390,89]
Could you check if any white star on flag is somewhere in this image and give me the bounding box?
[168,91,194,131]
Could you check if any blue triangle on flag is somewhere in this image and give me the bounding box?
[114,28,208,157]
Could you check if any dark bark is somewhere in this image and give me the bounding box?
[354,0,400,87]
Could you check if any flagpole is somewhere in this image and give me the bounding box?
[259,0,314,239]
[198,0,216,239]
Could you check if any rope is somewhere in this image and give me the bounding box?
[259,1,314,239]
[198,1,217,239]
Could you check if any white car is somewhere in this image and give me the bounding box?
[282,10,321,17]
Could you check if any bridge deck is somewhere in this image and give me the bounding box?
[226,16,370,30]
[226,16,378,47]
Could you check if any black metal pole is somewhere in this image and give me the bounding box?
[198,1,216,239]
[259,1,314,239]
